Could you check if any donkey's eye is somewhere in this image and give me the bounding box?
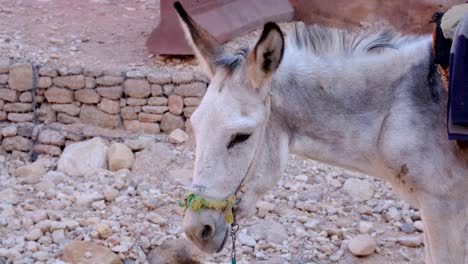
[227,133,251,149]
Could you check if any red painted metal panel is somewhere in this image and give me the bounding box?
[146,0,294,55]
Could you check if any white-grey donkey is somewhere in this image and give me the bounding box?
[174,2,468,263]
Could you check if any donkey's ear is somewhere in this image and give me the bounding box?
[174,2,223,77]
[246,22,284,88]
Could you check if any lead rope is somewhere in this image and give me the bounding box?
[230,222,239,264]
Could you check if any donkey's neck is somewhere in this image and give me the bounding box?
[270,36,444,176]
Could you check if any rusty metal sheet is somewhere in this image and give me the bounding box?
[146,0,294,55]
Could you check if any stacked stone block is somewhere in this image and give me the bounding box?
[0,59,208,154]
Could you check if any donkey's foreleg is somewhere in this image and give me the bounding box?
[420,201,468,264]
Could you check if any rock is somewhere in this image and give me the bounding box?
[247,219,287,244]
[8,63,33,91]
[26,228,43,241]
[168,95,183,115]
[96,75,124,86]
[147,238,200,264]
[414,221,424,232]
[7,113,33,122]
[75,89,101,104]
[58,137,108,177]
[39,66,57,77]
[15,159,48,180]
[2,136,30,151]
[342,178,374,201]
[126,98,147,106]
[38,77,52,88]
[400,223,416,234]
[57,113,78,124]
[124,79,150,98]
[123,120,160,134]
[0,88,17,102]
[147,213,167,225]
[3,103,32,112]
[34,144,62,156]
[183,106,197,118]
[95,223,113,239]
[386,207,401,222]
[398,236,423,247]
[163,84,175,95]
[358,221,374,234]
[183,97,202,107]
[45,87,74,103]
[19,91,32,102]
[98,98,120,114]
[63,241,122,264]
[239,233,257,247]
[125,70,145,79]
[169,129,189,144]
[38,130,65,146]
[348,234,377,256]
[52,229,66,244]
[121,107,138,120]
[161,113,185,133]
[80,105,121,128]
[147,97,168,106]
[52,75,85,90]
[138,112,162,122]
[174,82,206,97]
[0,188,19,205]
[147,72,171,84]
[0,111,5,121]
[108,142,134,171]
[172,72,194,84]
[85,77,96,89]
[2,126,17,137]
[142,105,168,114]
[103,186,119,202]
[124,138,152,151]
[150,84,163,96]
[51,104,80,116]
[96,86,123,100]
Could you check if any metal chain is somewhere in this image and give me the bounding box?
[230,223,239,264]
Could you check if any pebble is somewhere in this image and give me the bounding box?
[400,223,416,233]
[358,221,374,234]
[414,221,424,232]
[147,213,167,225]
[26,228,43,241]
[398,236,423,247]
[95,223,112,239]
[348,234,377,256]
[52,229,66,244]
[386,207,402,222]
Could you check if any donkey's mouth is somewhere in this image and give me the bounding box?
[216,228,229,253]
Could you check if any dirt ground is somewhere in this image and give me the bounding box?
[0,0,196,72]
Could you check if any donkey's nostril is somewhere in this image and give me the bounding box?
[201,225,214,240]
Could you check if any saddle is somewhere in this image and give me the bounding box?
[432,4,468,148]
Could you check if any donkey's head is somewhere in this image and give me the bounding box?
[174,2,287,253]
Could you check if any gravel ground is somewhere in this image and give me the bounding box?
[0,134,426,263]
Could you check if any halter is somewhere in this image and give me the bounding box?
[177,92,272,263]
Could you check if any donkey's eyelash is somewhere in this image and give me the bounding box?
[227,133,251,149]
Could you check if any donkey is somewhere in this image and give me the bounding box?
[174,2,468,263]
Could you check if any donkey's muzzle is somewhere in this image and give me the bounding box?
[182,208,229,253]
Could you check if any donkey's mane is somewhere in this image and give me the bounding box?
[288,22,403,56]
[216,22,411,72]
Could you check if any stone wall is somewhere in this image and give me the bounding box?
[0,60,208,132]
[0,59,208,156]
